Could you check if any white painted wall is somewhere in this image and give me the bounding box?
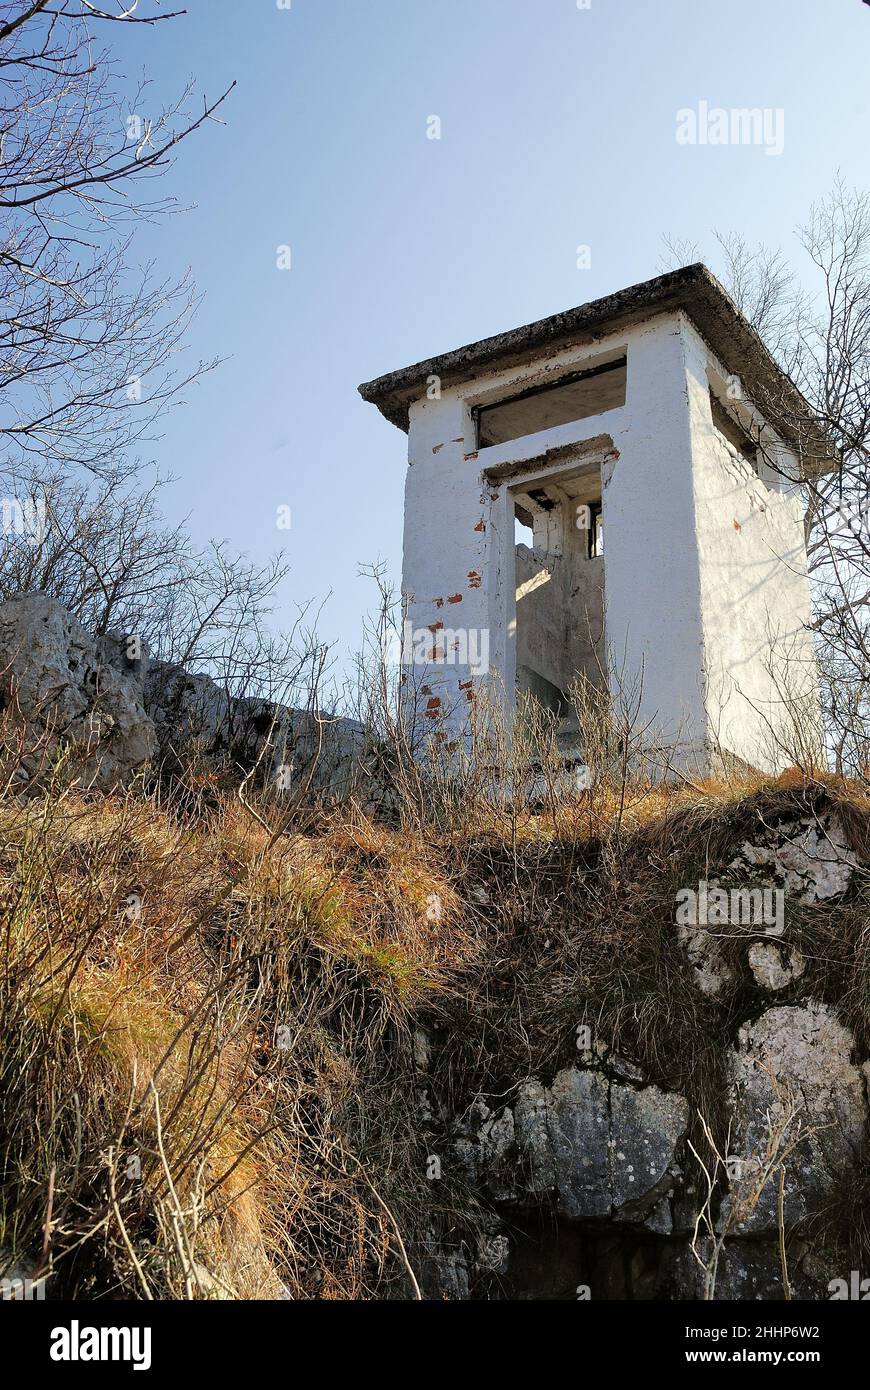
[600,313,707,765]
[682,317,819,772]
[399,309,819,774]
[402,393,489,740]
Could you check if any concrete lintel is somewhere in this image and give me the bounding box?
[359,264,834,475]
[484,434,614,486]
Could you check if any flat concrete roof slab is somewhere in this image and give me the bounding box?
[358,264,833,474]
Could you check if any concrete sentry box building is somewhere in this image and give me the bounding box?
[360,266,832,777]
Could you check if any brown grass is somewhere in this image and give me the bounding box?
[2,752,869,1298]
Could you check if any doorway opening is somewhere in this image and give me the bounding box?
[511,464,606,750]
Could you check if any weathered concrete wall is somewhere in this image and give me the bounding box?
[682,318,820,773]
[402,393,491,736]
[599,314,708,765]
[515,538,603,701]
[399,308,819,775]
[400,313,710,762]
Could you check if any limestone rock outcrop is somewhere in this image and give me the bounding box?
[721,1003,867,1235]
[0,594,371,797]
[679,810,857,998]
[0,593,155,790]
[434,1002,868,1300]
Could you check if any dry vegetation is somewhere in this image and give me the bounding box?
[3,702,870,1300]
[0,0,867,1302]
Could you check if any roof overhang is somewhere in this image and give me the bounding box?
[358,264,835,477]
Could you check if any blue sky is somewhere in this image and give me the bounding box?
[111,0,870,672]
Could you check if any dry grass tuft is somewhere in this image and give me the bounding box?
[2,712,870,1297]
